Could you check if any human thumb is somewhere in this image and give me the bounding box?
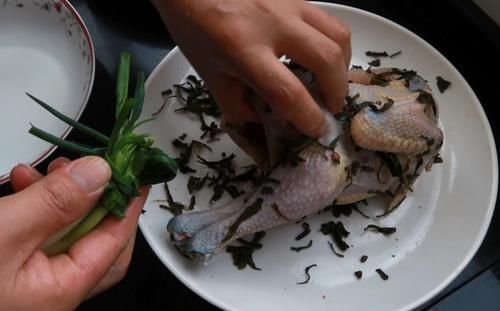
[0,156,111,259]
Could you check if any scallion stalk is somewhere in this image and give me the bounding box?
[28,52,177,255]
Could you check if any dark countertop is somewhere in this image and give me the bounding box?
[2,0,499,310]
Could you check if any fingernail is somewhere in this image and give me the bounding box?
[68,157,111,193]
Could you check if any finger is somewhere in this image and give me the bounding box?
[86,226,138,299]
[209,75,259,124]
[347,68,371,85]
[238,48,327,138]
[10,164,43,192]
[302,5,352,68]
[50,187,148,299]
[48,157,71,174]
[0,156,111,261]
[277,20,348,114]
[10,157,73,193]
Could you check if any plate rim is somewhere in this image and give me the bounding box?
[313,1,499,307]
[0,0,96,184]
[139,3,499,310]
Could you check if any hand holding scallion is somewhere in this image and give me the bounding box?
[0,154,150,310]
[27,52,177,255]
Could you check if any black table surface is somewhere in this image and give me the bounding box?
[1,0,499,310]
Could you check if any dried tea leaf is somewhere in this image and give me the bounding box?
[354,271,363,279]
[227,231,266,270]
[364,224,396,235]
[223,198,264,243]
[436,76,451,93]
[290,240,313,252]
[187,196,196,211]
[433,154,444,164]
[226,245,262,270]
[327,241,344,258]
[389,51,402,58]
[321,221,350,251]
[295,222,311,241]
[365,51,389,57]
[236,231,266,250]
[159,183,185,216]
[376,268,389,280]
[297,264,318,285]
[187,175,208,194]
[329,203,355,218]
[261,186,274,195]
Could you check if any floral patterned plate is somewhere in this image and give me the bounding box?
[0,0,94,183]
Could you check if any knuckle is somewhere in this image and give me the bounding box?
[267,78,303,107]
[316,43,343,68]
[204,0,241,18]
[336,23,352,45]
[253,0,274,15]
[38,176,81,224]
[210,21,248,54]
[47,157,70,172]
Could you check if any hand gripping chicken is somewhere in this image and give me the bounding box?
[167,66,443,260]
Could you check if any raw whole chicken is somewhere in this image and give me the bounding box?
[167,67,443,260]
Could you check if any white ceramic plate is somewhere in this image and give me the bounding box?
[0,0,94,183]
[138,3,498,311]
